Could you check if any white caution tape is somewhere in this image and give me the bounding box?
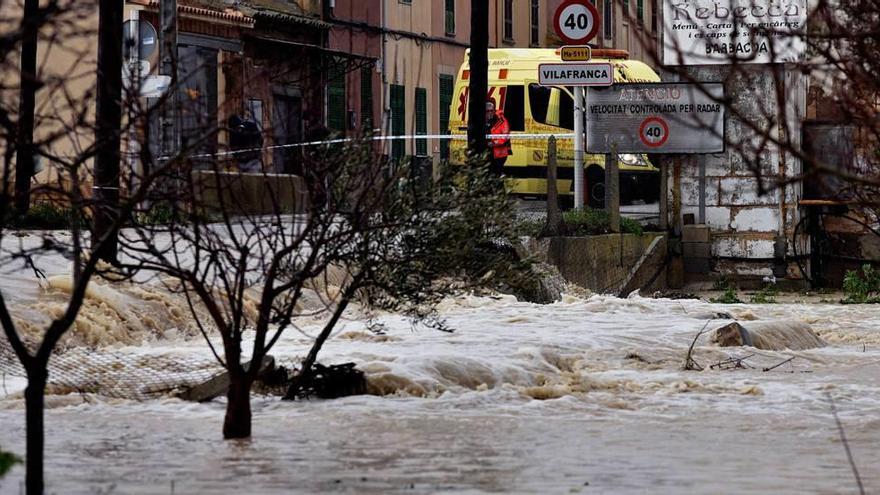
[167,132,578,160]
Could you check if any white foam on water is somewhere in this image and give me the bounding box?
[2,234,880,492]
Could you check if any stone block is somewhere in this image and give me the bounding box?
[683,242,711,258]
[731,207,779,233]
[682,224,710,243]
[679,176,720,207]
[719,177,777,206]
[713,235,775,259]
[681,206,731,232]
[684,257,711,274]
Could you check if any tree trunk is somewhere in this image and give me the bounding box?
[467,0,489,159]
[24,368,46,495]
[223,372,252,439]
[15,0,40,216]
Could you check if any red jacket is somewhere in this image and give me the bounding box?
[488,111,512,160]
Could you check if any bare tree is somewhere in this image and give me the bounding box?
[111,134,528,438]
[0,2,210,491]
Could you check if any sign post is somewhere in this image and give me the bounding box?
[552,0,601,210]
[574,87,585,209]
[537,61,611,210]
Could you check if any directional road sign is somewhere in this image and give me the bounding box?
[538,62,614,87]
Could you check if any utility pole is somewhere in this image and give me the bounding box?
[159,0,178,159]
[14,0,39,216]
[93,0,124,262]
[467,0,489,159]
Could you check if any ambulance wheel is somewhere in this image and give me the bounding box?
[587,165,605,209]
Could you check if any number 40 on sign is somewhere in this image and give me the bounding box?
[553,0,600,45]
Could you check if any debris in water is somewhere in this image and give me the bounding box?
[285,362,367,400]
[711,321,826,351]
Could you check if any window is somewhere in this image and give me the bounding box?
[438,75,454,160]
[390,84,405,160]
[360,66,373,128]
[651,0,657,31]
[445,0,455,35]
[623,0,630,16]
[503,0,514,42]
[603,0,613,40]
[528,83,573,130]
[530,0,539,46]
[327,69,346,132]
[415,87,427,156]
[247,99,263,130]
[637,0,644,24]
[503,85,525,131]
[177,45,218,164]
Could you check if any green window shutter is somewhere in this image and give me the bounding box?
[390,84,406,160]
[415,88,427,156]
[445,0,455,34]
[328,70,346,132]
[637,0,644,23]
[360,66,373,129]
[438,75,454,160]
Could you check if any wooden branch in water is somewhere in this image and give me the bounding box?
[684,321,712,371]
[762,356,795,372]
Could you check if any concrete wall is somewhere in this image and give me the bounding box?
[193,171,308,215]
[524,234,666,294]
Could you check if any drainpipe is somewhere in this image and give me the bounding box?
[773,64,788,279]
[381,0,390,156]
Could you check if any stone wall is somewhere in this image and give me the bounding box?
[193,171,308,216]
[669,65,807,279]
[522,234,667,294]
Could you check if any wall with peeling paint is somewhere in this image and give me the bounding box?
[669,65,807,278]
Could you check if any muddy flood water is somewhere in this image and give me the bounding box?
[2,284,879,494]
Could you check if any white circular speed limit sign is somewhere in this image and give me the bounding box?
[639,116,670,148]
[553,0,600,44]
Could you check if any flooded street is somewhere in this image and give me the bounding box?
[2,291,879,494]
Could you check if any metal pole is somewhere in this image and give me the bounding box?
[698,158,706,224]
[659,158,668,231]
[13,0,39,216]
[127,10,140,193]
[605,142,620,232]
[573,86,585,209]
[93,0,124,262]
[467,0,489,159]
[159,0,178,157]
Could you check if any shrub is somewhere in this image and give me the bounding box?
[0,448,21,478]
[4,203,84,230]
[842,264,880,303]
[137,201,180,226]
[749,285,778,304]
[560,208,644,236]
[711,286,742,304]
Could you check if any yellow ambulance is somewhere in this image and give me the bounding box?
[448,48,661,207]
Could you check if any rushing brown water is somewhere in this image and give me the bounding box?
[1,277,879,493]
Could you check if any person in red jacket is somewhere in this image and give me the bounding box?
[486,100,512,175]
